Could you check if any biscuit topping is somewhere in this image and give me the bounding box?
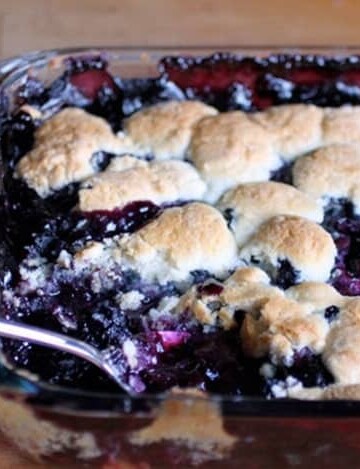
[323,106,360,146]
[189,112,281,202]
[323,299,360,384]
[79,159,206,211]
[114,203,238,283]
[121,100,218,159]
[177,267,336,365]
[16,108,128,196]
[217,181,323,245]
[293,144,360,213]
[239,215,336,283]
[252,104,323,160]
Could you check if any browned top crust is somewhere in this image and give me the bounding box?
[322,299,360,385]
[286,282,347,310]
[115,202,238,283]
[79,159,206,211]
[16,108,128,196]
[293,144,360,213]
[189,111,281,201]
[239,215,336,283]
[121,100,218,159]
[217,181,323,245]
[251,104,323,160]
[323,106,360,146]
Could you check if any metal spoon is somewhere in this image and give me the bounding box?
[0,318,135,395]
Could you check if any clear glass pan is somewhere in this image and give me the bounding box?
[2,47,360,468]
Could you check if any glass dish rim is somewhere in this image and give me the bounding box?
[2,45,360,415]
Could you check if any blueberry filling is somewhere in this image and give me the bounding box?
[323,199,360,296]
[222,208,235,229]
[270,162,294,185]
[266,347,334,397]
[249,256,299,289]
[324,306,340,323]
[4,52,360,396]
[274,259,300,289]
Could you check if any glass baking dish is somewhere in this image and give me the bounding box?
[2,47,360,468]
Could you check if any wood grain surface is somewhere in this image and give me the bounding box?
[0,0,360,467]
[1,0,360,59]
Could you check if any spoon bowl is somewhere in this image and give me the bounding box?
[0,318,135,395]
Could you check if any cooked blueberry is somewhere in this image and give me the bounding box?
[227,82,252,110]
[86,84,124,130]
[324,305,340,323]
[257,73,295,103]
[190,270,212,284]
[90,151,113,172]
[46,79,91,110]
[234,309,246,327]
[270,162,293,185]
[269,347,334,390]
[223,208,235,228]
[16,77,46,106]
[65,55,107,74]
[1,111,36,164]
[274,259,299,289]
[250,255,260,265]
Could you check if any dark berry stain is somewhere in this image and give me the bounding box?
[198,282,224,296]
[324,306,340,323]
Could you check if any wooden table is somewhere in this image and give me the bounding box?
[1,0,360,58]
[1,0,360,466]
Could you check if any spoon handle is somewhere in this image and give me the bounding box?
[0,318,102,366]
[0,318,132,393]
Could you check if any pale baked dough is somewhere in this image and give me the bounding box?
[239,215,336,283]
[176,267,343,365]
[251,104,324,160]
[120,100,218,159]
[114,202,238,284]
[323,105,360,146]
[16,108,129,196]
[323,299,360,385]
[293,144,360,214]
[189,111,281,202]
[217,181,323,245]
[79,159,206,211]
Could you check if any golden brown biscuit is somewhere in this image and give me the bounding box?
[189,112,281,202]
[251,104,323,160]
[176,267,282,328]
[286,282,347,310]
[293,144,360,213]
[115,203,238,283]
[239,215,336,283]
[323,105,360,146]
[176,266,332,364]
[217,181,323,245]
[241,294,329,364]
[16,108,128,196]
[121,100,218,159]
[79,159,206,211]
[323,299,360,385]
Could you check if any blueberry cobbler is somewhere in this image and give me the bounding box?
[2,54,360,400]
